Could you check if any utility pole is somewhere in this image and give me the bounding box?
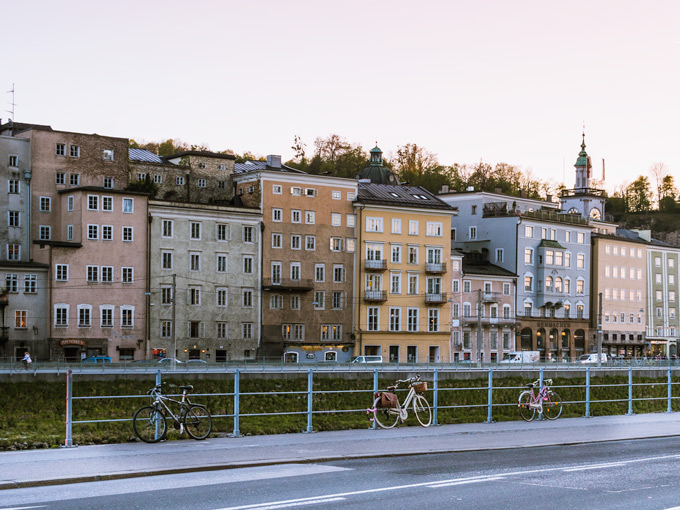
[172,274,177,370]
[597,292,603,368]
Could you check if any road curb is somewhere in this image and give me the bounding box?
[3,432,680,490]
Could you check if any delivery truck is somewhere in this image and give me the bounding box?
[500,351,540,363]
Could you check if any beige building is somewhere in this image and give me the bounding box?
[233,157,357,362]
[591,232,648,358]
[353,182,456,363]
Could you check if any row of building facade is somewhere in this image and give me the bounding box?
[0,122,677,363]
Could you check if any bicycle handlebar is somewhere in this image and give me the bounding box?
[531,378,553,386]
[394,375,422,386]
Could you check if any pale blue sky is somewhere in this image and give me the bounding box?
[3,0,679,192]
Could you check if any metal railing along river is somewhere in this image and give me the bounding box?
[60,365,680,447]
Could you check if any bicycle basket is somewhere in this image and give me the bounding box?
[412,381,427,393]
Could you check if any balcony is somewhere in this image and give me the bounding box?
[461,316,519,327]
[425,292,448,305]
[481,292,502,303]
[425,262,447,274]
[364,290,387,302]
[262,278,314,292]
[365,259,388,272]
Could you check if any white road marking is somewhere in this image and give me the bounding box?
[215,452,680,510]
[1,506,47,510]
[563,462,629,472]
[427,476,506,488]
[228,498,345,510]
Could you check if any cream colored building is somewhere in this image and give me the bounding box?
[354,182,456,363]
[591,232,648,358]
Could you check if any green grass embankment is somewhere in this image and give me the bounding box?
[1,374,678,450]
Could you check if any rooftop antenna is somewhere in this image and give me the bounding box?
[6,83,15,122]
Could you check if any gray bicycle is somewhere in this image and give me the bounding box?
[133,384,212,443]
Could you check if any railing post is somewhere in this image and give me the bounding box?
[585,367,591,418]
[62,369,74,448]
[433,369,439,426]
[538,367,544,420]
[667,365,673,413]
[486,368,493,423]
[627,367,633,415]
[233,369,240,437]
[372,369,378,430]
[305,369,314,433]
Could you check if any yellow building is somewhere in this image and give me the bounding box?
[353,181,457,363]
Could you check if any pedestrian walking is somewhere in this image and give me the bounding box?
[22,351,32,371]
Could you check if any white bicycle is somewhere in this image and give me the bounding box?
[370,375,432,428]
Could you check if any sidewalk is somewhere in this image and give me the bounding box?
[2,413,680,490]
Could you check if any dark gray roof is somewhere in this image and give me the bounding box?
[129,148,164,164]
[356,183,457,211]
[462,261,517,278]
[166,150,236,160]
[234,161,305,174]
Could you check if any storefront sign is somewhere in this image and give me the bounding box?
[59,339,87,347]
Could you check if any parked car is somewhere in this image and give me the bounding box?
[157,358,184,364]
[83,356,112,364]
[186,359,207,365]
[351,355,383,364]
[577,353,608,364]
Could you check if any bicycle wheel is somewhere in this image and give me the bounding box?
[372,397,400,429]
[412,394,432,427]
[518,391,535,422]
[543,391,563,420]
[184,405,213,440]
[133,405,166,443]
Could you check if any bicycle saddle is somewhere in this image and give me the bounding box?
[526,382,536,388]
[386,385,397,391]
[179,385,194,392]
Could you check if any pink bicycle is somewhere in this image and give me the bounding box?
[518,378,562,421]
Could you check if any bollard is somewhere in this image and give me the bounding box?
[627,367,633,415]
[433,369,439,426]
[585,368,591,418]
[62,369,75,448]
[305,369,314,433]
[486,368,493,423]
[233,369,241,437]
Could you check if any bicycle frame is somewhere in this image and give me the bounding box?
[150,388,191,427]
[395,386,418,421]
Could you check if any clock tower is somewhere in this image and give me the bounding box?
[560,133,606,221]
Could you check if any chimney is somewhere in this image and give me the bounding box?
[440,185,449,194]
[520,190,527,198]
[495,187,502,194]
[546,194,553,202]
[466,186,474,192]
[266,155,282,168]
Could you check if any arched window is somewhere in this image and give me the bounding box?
[574,329,586,351]
[521,328,533,350]
[545,276,553,291]
[555,277,563,292]
[536,328,546,350]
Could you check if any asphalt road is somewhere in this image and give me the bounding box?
[3,437,680,510]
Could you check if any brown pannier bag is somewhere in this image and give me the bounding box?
[375,391,398,409]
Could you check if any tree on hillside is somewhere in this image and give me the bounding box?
[314,134,350,163]
[393,143,438,180]
[650,162,670,208]
[627,176,652,213]
[659,174,678,212]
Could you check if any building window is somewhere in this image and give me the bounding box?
[270,295,283,309]
[243,225,254,243]
[87,195,99,211]
[161,321,173,338]
[39,225,51,240]
[101,266,113,283]
[216,223,229,241]
[24,274,37,293]
[55,305,69,327]
[56,264,68,281]
[40,196,51,212]
[8,180,20,194]
[162,220,173,238]
[190,252,201,271]
[331,213,341,227]
[6,274,18,293]
[122,226,133,242]
[56,172,65,185]
[191,222,201,240]
[291,209,302,223]
[176,176,185,186]
[216,288,228,307]
[69,174,80,186]
[291,234,302,250]
[314,291,325,310]
[366,217,383,232]
[102,225,113,241]
[346,214,356,227]
[389,308,401,331]
[122,197,133,213]
[332,291,343,309]
[272,233,282,248]
[272,208,282,222]
[161,251,173,270]
[161,286,173,305]
[217,253,227,273]
[306,235,316,250]
[409,220,418,235]
[78,306,91,327]
[122,267,134,284]
[469,226,477,240]
[367,307,379,331]
[70,145,80,158]
[290,263,301,281]
[87,224,98,240]
[56,143,65,156]
[121,307,134,327]
[315,264,325,282]
[197,179,207,188]
[273,185,282,194]
[428,309,439,332]
[330,237,344,251]
[242,289,253,308]
[87,265,99,283]
[408,274,418,295]
[189,287,201,306]
[408,246,418,264]
[426,222,443,237]
[305,211,315,224]
[243,255,253,274]
[7,244,20,261]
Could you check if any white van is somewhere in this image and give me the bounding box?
[351,355,383,364]
[577,353,608,364]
